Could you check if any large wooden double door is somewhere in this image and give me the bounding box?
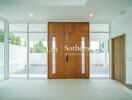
[48,22,89,79]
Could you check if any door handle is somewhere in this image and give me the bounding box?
[65,55,68,62]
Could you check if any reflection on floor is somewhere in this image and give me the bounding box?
[0,79,132,100]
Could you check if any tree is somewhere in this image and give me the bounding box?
[0,33,4,42]
[35,41,47,53]
[9,34,21,45]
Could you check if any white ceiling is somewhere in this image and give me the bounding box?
[0,0,131,23]
[0,0,87,6]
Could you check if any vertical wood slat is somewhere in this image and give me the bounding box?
[85,36,89,79]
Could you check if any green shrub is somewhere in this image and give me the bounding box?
[9,34,21,45]
[0,33,4,42]
[35,41,47,53]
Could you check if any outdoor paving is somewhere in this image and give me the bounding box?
[15,65,47,74]
[15,65,109,75]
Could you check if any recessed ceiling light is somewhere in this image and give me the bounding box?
[89,13,93,17]
[29,13,34,17]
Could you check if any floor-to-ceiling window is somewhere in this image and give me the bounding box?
[0,20,5,80]
[8,23,48,79]
[90,40,109,78]
[29,24,47,78]
[0,32,4,79]
[9,24,27,78]
[90,24,110,78]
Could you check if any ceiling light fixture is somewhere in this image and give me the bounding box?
[89,13,93,17]
[29,13,34,17]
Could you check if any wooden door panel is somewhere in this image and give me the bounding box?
[65,32,76,78]
[75,32,83,78]
[112,35,125,84]
[56,32,65,78]
[120,36,125,83]
[85,36,89,78]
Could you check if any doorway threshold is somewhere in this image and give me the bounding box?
[90,74,109,78]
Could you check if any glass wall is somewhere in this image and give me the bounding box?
[90,24,110,78]
[0,20,4,80]
[29,33,47,78]
[9,24,27,78]
[8,23,48,79]
[2,22,110,79]
[9,33,27,78]
[29,24,48,78]
[90,40,109,78]
[0,32,4,79]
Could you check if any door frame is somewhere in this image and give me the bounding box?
[111,33,126,84]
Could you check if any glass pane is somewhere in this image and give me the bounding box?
[52,37,56,74]
[29,33,48,78]
[82,37,85,74]
[0,20,4,32]
[0,32,4,79]
[29,24,47,32]
[9,24,27,32]
[90,41,109,78]
[9,33,27,79]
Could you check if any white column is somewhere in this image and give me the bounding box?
[4,21,9,80]
[27,23,29,79]
[104,41,108,69]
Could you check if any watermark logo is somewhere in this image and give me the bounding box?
[64,44,89,52]
[48,44,89,54]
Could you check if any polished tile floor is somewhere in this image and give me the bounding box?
[0,79,132,100]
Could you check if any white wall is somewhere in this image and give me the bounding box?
[30,53,47,65]
[9,44,27,73]
[111,7,132,84]
[0,43,48,73]
[0,43,27,73]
